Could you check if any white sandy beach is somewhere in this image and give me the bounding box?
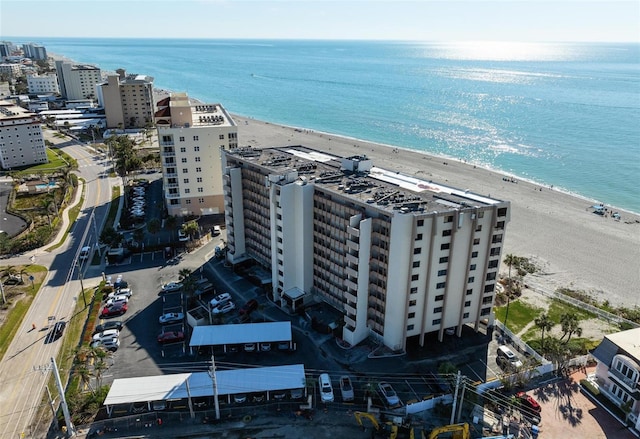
[232,114,640,308]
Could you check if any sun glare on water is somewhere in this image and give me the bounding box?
[428,41,572,61]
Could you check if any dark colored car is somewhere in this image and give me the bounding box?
[100,303,128,318]
[157,331,185,344]
[239,299,259,315]
[93,321,124,335]
[46,321,66,343]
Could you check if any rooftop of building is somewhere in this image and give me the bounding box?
[155,92,236,129]
[226,145,505,214]
[605,328,640,361]
[0,100,35,120]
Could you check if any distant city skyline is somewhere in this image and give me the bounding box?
[1,0,638,43]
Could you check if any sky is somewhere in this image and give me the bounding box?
[1,0,638,42]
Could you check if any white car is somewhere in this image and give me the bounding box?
[177,228,189,242]
[378,382,401,407]
[319,373,334,403]
[105,295,129,307]
[91,338,120,351]
[210,293,231,308]
[159,312,184,324]
[109,288,132,298]
[212,301,235,314]
[92,329,120,341]
[161,282,183,293]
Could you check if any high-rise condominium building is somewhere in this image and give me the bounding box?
[54,60,101,101]
[155,93,238,217]
[0,100,48,169]
[22,43,48,60]
[27,73,60,94]
[222,146,510,350]
[99,69,154,129]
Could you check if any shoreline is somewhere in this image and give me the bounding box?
[231,114,640,308]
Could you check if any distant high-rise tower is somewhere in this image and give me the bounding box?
[55,60,101,101]
[99,69,154,129]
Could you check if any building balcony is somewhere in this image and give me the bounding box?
[344,278,357,291]
[159,141,174,147]
[166,192,181,199]
[165,182,180,189]
[161,151,176,157]
[608,368,640,393]
[344,314,356,329]
[347,225,360,237]
[346,240,359,252]
[346,253,358,265]
[345,266,358,279]
[344,301,357,316]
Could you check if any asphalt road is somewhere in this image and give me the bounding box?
[0,134,115,439]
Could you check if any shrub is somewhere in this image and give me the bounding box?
[581,378,600,396]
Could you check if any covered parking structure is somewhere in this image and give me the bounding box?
[189,321,292,354]
[103,364,306,416]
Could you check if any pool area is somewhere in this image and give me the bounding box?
[35,182,58,190]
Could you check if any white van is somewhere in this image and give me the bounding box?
[319,373,334,403]
[497,345,523,369]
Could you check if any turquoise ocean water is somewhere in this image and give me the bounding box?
[15,38,640,213]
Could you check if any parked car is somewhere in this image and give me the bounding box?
[233,393,247,404]
[108,288,132,299]
[212,301,236,314]
[159,312,184,324]
[91,337,120,351]
[157,331,185,344]
[319,374,334,403]
[339,376,355,402]
[243,343,256,352]
[177,228,189,242]
[378,382,400,407]
[113,276,127,289]
[161,282,183,293]
[209,293,232,308]
[93,321,123,334]
[239,299,258,315]
[105,295,129,307]
[213,225,222,236]
[100,303,127,318]
[260,342,271,352]
[497,345,523,370]
[290,388,304,400]
[92,329,120,342]
[516,392,542,414]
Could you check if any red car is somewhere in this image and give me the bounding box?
[157,331,185,344]
[100,303,128,318]
[239,299,259,315]
[516,392,541,414]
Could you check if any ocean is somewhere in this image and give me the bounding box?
[16,38,640,213]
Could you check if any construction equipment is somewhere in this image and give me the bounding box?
[427,423,470,439]
[354,411,414,439]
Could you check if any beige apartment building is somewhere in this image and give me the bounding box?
[0,100,48,169]
[222,146,510,350]
[99,69,154,129]
[155,93,238,217]
[54,60,101,101]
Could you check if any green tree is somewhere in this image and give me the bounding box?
[99,227,123,248]
[559,313,583,344]
[502,254,518,327]
[182,221,199,240]
[534,312,554,352]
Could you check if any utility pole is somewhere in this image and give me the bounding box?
[35,358,74,436]
[79,272,86,308]
[208,355,220,420]
[185,378,195,420]
[456,375,467,423]
[450,371,461,425]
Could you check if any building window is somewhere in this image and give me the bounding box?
[490,247,501,256]
[182,168,188,173]
[464,301,471,307]
[468,276,475,283]
[473,238,480,245]
[412,261,420,268]
[417,219,424,227]
[409,300,417,307]
[416,233,423,241]
[484,284,495,293]
[492,234,503,244]
[411,274,419,281]
[470,264,476,271]
[197,177,203,183]
[478,211,485,218]
[180,147,186,153]
[444,215,453,223]
[439,256,449,263]
[197,187,203,193]
[472,251,478,258]
[486,272,496,281]
[183,178,189,184]
[198,198,204,203]
[438,269,447,276]
[463,312,469,318]
[432,319,441,325]
[193,135,199,141]
[440,243,450,250]
[436,282,446,289]
[435,295,444,301]
[434,307,443,313]
[497,208,507,217]
[184,188,190,194]
[196,167,202,172]
[179,136,185,142]
[488,260,499,268]
[442,229,452,237]
[219,134,225,140]
[407,324,415,331]
[466,289,473,295]
[413,248,421,255]
[194,146,200,151]
[410,287,418,294]
[181,158,187,163]
[480,307,491,316]
[195,157,201,162]
[408,313,416,320]
[475,225,482,232]
[483,296,493,304]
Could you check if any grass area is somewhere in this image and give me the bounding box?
[0,265,48,361]
[46,178,86,252]
[547,298,596,321]
[494,298,543,334]
[105,185,121,228]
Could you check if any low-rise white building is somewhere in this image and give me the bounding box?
[27,73,59,94]
[0,100,48,169]
[0,63,22,78]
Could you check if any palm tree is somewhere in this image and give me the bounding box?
[534,313,554,351]
[18,267,28,284]
[559,313,583,344]
[76,364,93,392]
[182,221,199,241]
[93,359,108,388]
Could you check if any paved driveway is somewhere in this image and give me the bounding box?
[531,370,636,439]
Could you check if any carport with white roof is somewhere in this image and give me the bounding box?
[189,321,292,354]
[103,364,306,416]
